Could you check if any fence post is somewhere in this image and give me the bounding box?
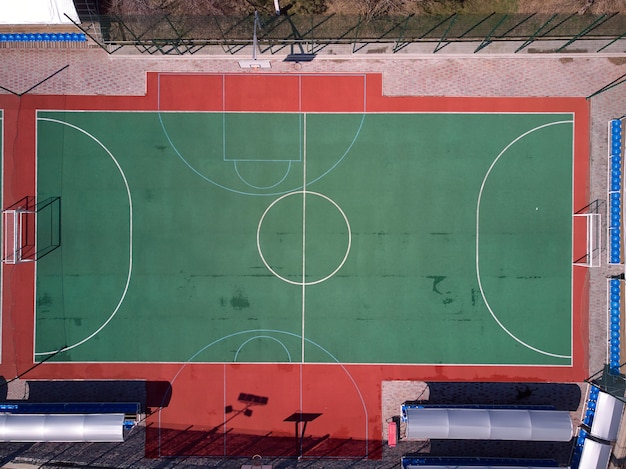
[555,13,618,52]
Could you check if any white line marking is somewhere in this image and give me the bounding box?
[256,191,352,286]
[157,328,370,459]
[35,117,133,356]
[476,120,573,360]
[34,112,39,361]
[222,363,226,456]
[234,335,292,362]
[156,73,366,197]
[233,160,292,189]
[302,113,307,364]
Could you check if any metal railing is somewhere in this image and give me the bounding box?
[63,12,626,55]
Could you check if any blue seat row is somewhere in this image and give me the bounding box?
[609,119,622,264]
[0,32,86,42]
[571,385,601,468]
[402,457,559,468]
[609,278,622,373]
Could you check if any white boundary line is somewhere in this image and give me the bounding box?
[37,109,574,116]
[42,359,574,367]
[221,74,225,114]
[299,76,306,418]
[300,106,305,417]
[222,363,226,458]
[31,107,577,368]
[33,111,38,361]
[301,112,307,365]
[570,117,576,355]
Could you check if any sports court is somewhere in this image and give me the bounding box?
[1,73,589,458]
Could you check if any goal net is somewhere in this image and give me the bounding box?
[2,196,60,264]
[573,200,603,268]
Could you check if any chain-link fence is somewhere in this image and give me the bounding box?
[69,12,626,54]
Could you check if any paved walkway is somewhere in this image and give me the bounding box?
[2,47,626,99]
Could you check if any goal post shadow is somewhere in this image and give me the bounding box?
[2,195,61,264]
[36,196,61,260]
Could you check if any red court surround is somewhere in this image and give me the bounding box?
[0,73,590,459]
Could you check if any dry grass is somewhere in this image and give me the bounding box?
[410,0,517,15]
[104,0,626,16]
[105,0,259,16]
[518,0,626,14]
[326,0,405,16]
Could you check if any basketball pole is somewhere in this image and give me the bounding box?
[238,10,270,68]
[252,11,259,61]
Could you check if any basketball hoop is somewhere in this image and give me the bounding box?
[239,59,270,69]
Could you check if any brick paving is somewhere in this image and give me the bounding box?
[0,42,625,468]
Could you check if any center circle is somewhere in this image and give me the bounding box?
[257,191,351,286]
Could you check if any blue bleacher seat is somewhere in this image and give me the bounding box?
[0,31,87,44]
[608,119,622,264]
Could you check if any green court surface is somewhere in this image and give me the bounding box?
[35,110,574,366]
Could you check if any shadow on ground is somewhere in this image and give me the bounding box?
[11,379,173,412]
[420,381,581,410]
[146,423,383,460]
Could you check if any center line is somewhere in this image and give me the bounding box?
[301,112,307,365]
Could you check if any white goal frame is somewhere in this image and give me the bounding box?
[574,211,602,267]
[3,208,35,264]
